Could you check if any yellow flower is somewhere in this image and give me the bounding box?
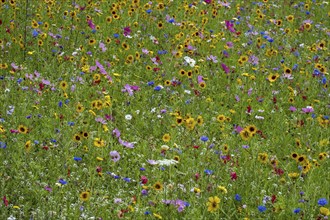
[25,140,32,153]
[153,182,163,191]
[207,196,220,212]
[288,172,300,179]
[240,129,252,141]
[76,103,84,113]
[218,186,228,194]
[153,213,162,219]
[162,133,171,142]
[320,207,330,216]
[18,125,28,134]
[193,187,201,194]
[258,152,268,163]
[94,138,105,147]
[79,191,91,202]
[217,114,226,123]
[0,125,6,133]
[59,81,68,90]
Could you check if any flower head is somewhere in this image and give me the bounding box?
[207,196,220,212]
[110,151,120,162]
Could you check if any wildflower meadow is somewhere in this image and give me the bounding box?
[0,0,330,219]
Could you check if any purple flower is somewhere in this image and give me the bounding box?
[248,55,259,65]
[141,189,148,196]
[110,151,120,162]
[147,159,158,165]
[95,117,107,124]
[87,19,95,29]
[225,21,236,33]
[289,106,297,112]
[301,106,314,113]
[123,26,132,36]
[44,186,52,192]
[112,128,121,138]
[221,63,230,74]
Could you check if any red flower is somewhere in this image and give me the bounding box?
[141,176,148,184]
[195,173,200,181]
[230,172,237,180]
[96,166,102,173]
[247,105,252,113]
[3,196,8,207]
[271,195,276,204]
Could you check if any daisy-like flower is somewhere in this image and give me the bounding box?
[162,133,171,142]
[153,181,163,191]
[18,125,28,134]
[207,196,220,212]
[94,138,105,147]
[79,191,91,202]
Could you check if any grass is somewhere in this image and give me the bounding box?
[0,0,329,219]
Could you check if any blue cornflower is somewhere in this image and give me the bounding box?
[74,157,82,161]
[147,81,154,86]
[140,167,146,171]
[258,205,267,212]
[68,122,74,126]
[235,194,242,202]
[32,29,39,37]
[318,198,328,206]
[154,86,162,91]
[0,142,7,149]
[123,177,131,182]
[204,169,213,175]
[59,179,67,185]
[144,211,151,215]
[200,136,209,142]
[58,101,63,107]
[293,208,301,214]
[146,9,152,14]
[113,33,119,38]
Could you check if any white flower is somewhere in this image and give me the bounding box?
[255,115,264,120]
[184,56,196,67]
[161,145,170,151]
[184,90,191,94]
[7,216,16,220]
[125,114,132,120]
[156,159,178,166]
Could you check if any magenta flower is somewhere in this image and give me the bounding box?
[221,63,230,74]
[87,19,95,29]
[123,26,132,36]
[301,106,314,113]
[289,106,297,112]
